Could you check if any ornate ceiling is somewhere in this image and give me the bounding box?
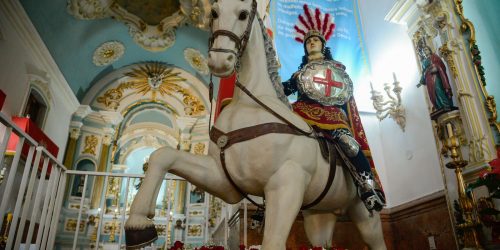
[20,0,212,101]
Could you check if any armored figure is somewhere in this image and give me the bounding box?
[283,5,385,212]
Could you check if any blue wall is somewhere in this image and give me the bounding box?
[462,0,500,99]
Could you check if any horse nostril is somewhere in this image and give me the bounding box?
[208,52,212,59]
[227,54,234,61]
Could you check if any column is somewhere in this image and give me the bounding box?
[63,126,81,169]
[90,132,113,209]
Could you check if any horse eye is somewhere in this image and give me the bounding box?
[211,9,219,19]
[239,10,248,20]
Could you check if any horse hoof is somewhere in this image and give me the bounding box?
[125,226,158,249]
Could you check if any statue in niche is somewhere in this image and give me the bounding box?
[173,219,185,242]
[189,185,205,203]
[416,44,457,119]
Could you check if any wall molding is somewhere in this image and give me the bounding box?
[0,0,79,111]
[381,189,448,222]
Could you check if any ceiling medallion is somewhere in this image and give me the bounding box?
[67,0,211,52]
[184,48,209,75]
[92,41,125,66]
[96,62,205,115]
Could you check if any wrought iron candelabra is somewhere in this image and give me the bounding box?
[370,73,406,131]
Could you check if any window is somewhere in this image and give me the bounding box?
[23,88,48,128]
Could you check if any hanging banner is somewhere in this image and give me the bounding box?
[272,0,369,88]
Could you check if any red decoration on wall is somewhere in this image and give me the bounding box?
[0,89,5,110]
[6,117,59,174]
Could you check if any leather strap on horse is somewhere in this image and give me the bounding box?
[210,123,337,210]
[208,0,257,59]
[210,123,303,150]
[234,80,315,138]
[211,123,299,209]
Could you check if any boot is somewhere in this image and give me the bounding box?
[358,181,386,212]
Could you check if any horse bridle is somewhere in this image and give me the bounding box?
[208,0,258,60]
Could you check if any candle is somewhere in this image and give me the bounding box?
[447,123,454,138]
[393,72,397,83]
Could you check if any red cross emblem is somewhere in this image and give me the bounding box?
[313,68,343,96]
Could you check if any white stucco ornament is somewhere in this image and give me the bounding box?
[184,48,209,75]
[67,0,113,19]
[92,41,125,66]
[68,0,211,52]
[129,26,177,52]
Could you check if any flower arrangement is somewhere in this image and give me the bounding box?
[168,241,346,250]
[466,155,500,243]
[168,241,225,250]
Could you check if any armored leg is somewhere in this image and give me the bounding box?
[331,129,386,212]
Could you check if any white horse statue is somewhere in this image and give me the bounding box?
[125,0,386,249]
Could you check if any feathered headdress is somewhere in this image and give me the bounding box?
[294,4,335,44]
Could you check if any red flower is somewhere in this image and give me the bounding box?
[169,240,184,250]
[311,247,323,250]
[299,246,308,250]
[239,244,246,250]
[478,158,500,179]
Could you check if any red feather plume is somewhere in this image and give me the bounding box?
[303,5,316,30]
[325,23,335,41]
[322,13,330,34]
[298,15,311,30]
[294,25,306,36]
[315,8,322,32]
[293,4,335,43]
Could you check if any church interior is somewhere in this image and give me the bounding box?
[0,0,499,249]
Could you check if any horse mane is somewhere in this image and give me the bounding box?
[256,16,291,108]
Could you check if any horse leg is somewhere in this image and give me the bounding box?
[146,180,163,218]
[125,146,242,248]
[261,161,309,250]
[303,211,337,247]
[347,199,387,250]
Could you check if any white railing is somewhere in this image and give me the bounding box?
[61,170,185,250]
[0,111,68,250]
[0,111,249,249]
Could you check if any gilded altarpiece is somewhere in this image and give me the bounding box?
[388,0,499,248]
